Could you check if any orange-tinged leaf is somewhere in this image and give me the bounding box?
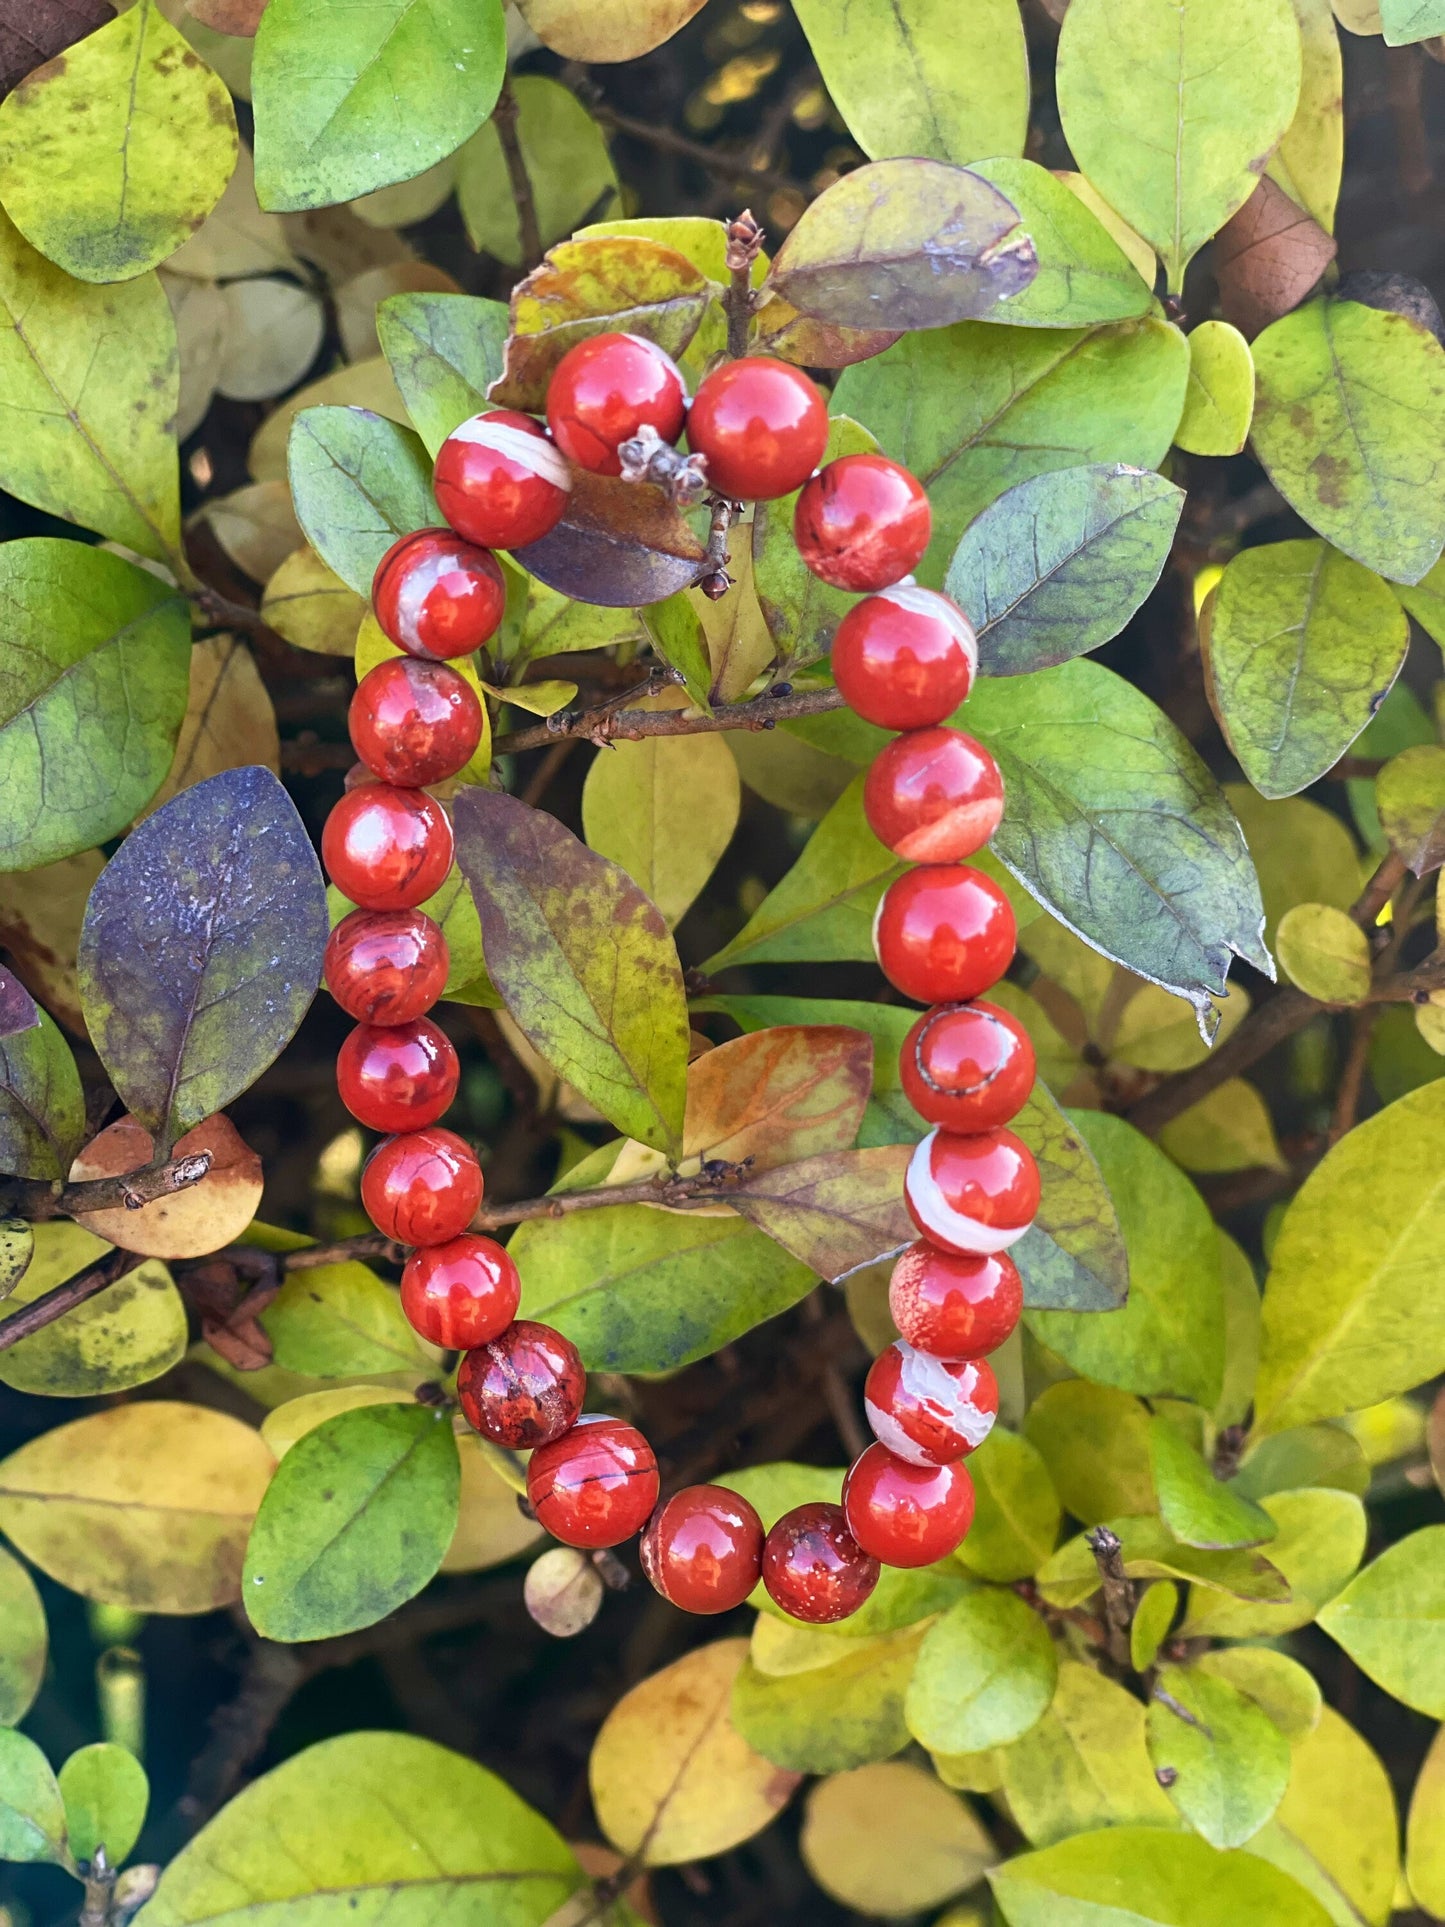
[69,1113,263,1259]
[514,0,708,63]
[682,1025,873,1172]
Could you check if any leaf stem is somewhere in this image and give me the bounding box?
[494,75,544,273]
[0,1151,214,1222]
[723,209,764,359]
[0,1249,132,1353]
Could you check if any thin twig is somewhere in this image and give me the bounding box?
[1085,1525,1135,1670]
[591,104,799,195]
[493,76,544,272]
[803,1292,867,1458]
[1330,1008,1379,1142]
[0,1151,214,1222]
[724,209,765,359]
[494,683,843,756]
[0,1250,132,1353]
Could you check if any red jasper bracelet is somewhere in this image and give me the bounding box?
[317,329,1036,1623]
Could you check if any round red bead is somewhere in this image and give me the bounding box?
[360,1126,482,1245]
[400,1234,520,1350]
[640,1485,766,1615]
[864,727,1001,861]
[835,591,977,731]
[546,332,687,477]
[685,357,828,501]
[864,1341,999,1466]
[349,658,483,788]
[322,784,454,913]
[888,1242,1023,1359]
[323,908,449,1024]
[761,1502,880,1625]
[527,1414,660,1549]
[873,864,1016,1005]
[904,1126,1040,1256]
[371,529,507,660]
[793,454,931,592]
[843,1444,975,1568]
[457,1319,586,1449]
[900,1000,1035,1133]
[434,409,572,549]
[336,1017,459,1133]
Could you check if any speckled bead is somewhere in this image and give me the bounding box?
[457,1319,586,1449]
[760,1502,880,1625]
[349,657,484,788]
[323,909,449,1025]
[888,1242,1023,1360]
[793,454,931,592]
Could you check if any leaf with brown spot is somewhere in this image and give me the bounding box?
[69,1112,263,1258]
[511,468,706,609]
[186,0,265,34]
[749,294,900,370]
[681,1026,873,1174]
[514,0,707,62]
[731,1144,914,1283]
[0,0,111,100]
[1216,177,1337,339]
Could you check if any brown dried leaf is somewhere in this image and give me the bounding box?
[1215,177,1338,340]
[139,636,279,819]
[197,478,302,583]
[186,0,265,34]
[511,468,706,608]
[0,848,103,1035]
[0,0,111,100]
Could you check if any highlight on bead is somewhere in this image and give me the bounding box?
[434,408,573,550]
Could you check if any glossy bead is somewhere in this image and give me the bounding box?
[843,1444,975,1568]
[527,1414,660,1548]
[546,332,687,476]
[360,1126,482,1245]
[685,357,829,501]
[793,454,931,592]
[640,1485,766,1614]
[372,528,506,660]
[864,727,1000,860]
[761,1502,880,1625]
[904,1126,1040,1256]
[336,1017,459,1133]
[323,909,449,1024]
[873,864,1016,1005]
[457,1319,586,1449]
[322,784,454,913]
[900,1000,1035,1133]
[434,409,571,549]
[835,592,976,730]
[864,1340,999,1465]
[400,1234,520,1350]
[349,658,483,788]
[888,1241,1023,1359]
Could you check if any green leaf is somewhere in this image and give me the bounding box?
[1376,744,1445,874]
[1147,1664,1290,1849]
[287,407,438,597]
[1274,902,1371,1002]
[0,541,190,870]
[0,1729,66,1865]
[1231,1424,1368,1500]
[0,212,179,560]
[1317,1525,1445,1715]
[1257,1082,1445,1431]
[970,159,1154,328]
[1037,1517,1291,1611]
[261,1263,427,1379]
[1407,1724,1445,1918]
[0,0,236,282]
[252,0,505,211]
[990,1826,1336,1927]
[640,595,714,711]
[1029,1112,1225,1407]
[965,662,1269,1023]
[1181,1487,1366,1638]
[1268,0,1344,232]
[1248,1706,1399,1927]
[1215,1229,1261,1431]
[1206,539,1408,797]
[1010,1086,1129,1313]
[140,1732,581,1926]
[1225,786,1360,942]
[583,732,739,929]
[375,292,509,456]
[78,767,327,1143]
[791,0,1026,165]
[1057,0,1302,292]
[904,1584,1058,1755]
[752,415,881,674]
[1150,1417,1276,1549]
[0,1546,46,1726]
[458,76,619,268]
[953,1426,1061,1584]
[946,463,1183,676]
[243,1403,459,1642]
[1195,1648,1321,1740]
[1024,1379,1158,1525]
[731,1625,926,1774]
[833,314,1189,585]
[0,1250,186,1398]
[1159,1079,1286,1175]
[454,786,689,1157]
[1001,1661,1179,1847]
[58,1744,147,1868]
[767,157,1036,334]
[1175,321,1255,456]
[0,1008,84,1180]
[1382,0,1445,39]
[1252,300,1445,585]
[1131,1581,1178,1671]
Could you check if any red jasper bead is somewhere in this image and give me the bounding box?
[546,332,687,477]
[372,529,507,660]
[900,999,1035,1133]
[864,1340,999,1465]
[322,784,454,913]
[527,1414,660,1549]
[835,591,977,731]
[888,1241,1023,1359]
[843,1444,975,1568]
[349,658,483,788]
[794,454,931,592]
[434,409,572,549]
[761,1502,880,1625]
[685,357,829,501]
[336,1017,459,1133]
[400,1234,520,1350]
[864,728,1001,861]
[905,1126,1040,1257]
[323,909,449,1024]
[640,1485,766,1614]
[457,1319,585,1449]
[874,864,1016,1005]
[360,1126,481,1245]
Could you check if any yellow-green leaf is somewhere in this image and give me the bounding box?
[1147,1663,1291,1848]
[1406,1723,1445,1918]
[0,1545,46,1725]
[1196,1647,1321,1740]
[954,1426,1061,1583]
[1247,1707,1399,1927]
[731,1623,927,1774]
[801,1761,996,1916]
[1002,1660,1178,1846]
[582,731,739,928]
[0,1728,66,1865]
[1269,0,1344,231]
[1377,743,1445,875]
[904,1584,1058,1755]
[58,1743,147,1868]
[1150,1416,1276,1549]
[1318,1525,1445,1715]
[1175,321,1254,455]
[0,1246,186,1397]
[1023,1379,1157,1526]
[1181,1486,1366,1638]
[1159,1079,1286,1175]
[457,77,619,268]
